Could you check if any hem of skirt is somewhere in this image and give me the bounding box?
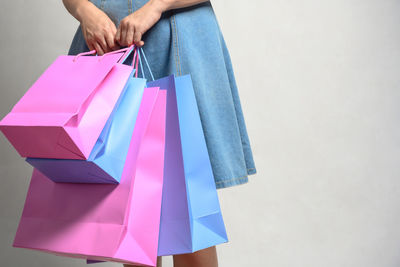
[215,168,257,190]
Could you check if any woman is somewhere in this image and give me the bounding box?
[62,0,257,266]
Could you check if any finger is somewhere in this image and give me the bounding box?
[125,24,134,46]
[120,24,129,46]
[113,43,121,50]
[93,42,105,56]
[86,40,95,52]
[133,29,142,46]
[98,35,110,53]
[105,32,118,51]
[109,24,119,50]
[135,40,144,47]
[116,26,121,44]
[82,31,95,52]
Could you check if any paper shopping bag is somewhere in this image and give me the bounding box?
[13,87,167,267]
[25,74,146,184]
[0,47,135,160]
[148,75,228,256]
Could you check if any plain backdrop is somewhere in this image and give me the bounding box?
[1,0,400,266]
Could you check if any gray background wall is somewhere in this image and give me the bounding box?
[1,0,400,266]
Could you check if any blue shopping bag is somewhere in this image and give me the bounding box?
[148,74,228,255]
[26,75,146,184]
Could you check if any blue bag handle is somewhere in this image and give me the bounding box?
[137,47,155,81]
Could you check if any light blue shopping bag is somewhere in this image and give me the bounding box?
[26,74,146,184]
[148,74,228,256]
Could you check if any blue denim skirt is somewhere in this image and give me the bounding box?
[68,0,256,189]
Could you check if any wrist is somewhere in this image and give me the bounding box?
[74,1,93,23]
[148,0,173,13]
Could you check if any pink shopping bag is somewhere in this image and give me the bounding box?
[0,46,136,159]
[13,87,167,267]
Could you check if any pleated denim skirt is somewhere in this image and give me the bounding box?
[68,0,256,189]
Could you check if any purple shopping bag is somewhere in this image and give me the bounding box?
[148,74,228,256]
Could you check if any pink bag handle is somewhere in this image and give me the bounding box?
[72,45,140,78]
[73,45,135,62]
[116,45,139,77]
[115,45,135,63]
[72,49,96,62]
[133,47,139,78]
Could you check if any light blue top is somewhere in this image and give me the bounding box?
[68,0,256,189]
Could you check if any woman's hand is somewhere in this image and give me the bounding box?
[75,1,119,55]
[63,0,209,51]
[116,0,167,47]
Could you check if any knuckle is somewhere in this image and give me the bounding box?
[133,23,141,31]
[101,26,108,34]
[123,19,130,27]
[94,33,102,40]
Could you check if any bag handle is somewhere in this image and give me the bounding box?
[137,48,155,81]
[72,49,96,62]
[132,46,139,78]
[73,45,142,78]
[72,45,135,62]
[113,45,139,77]
[118,45,135,63]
